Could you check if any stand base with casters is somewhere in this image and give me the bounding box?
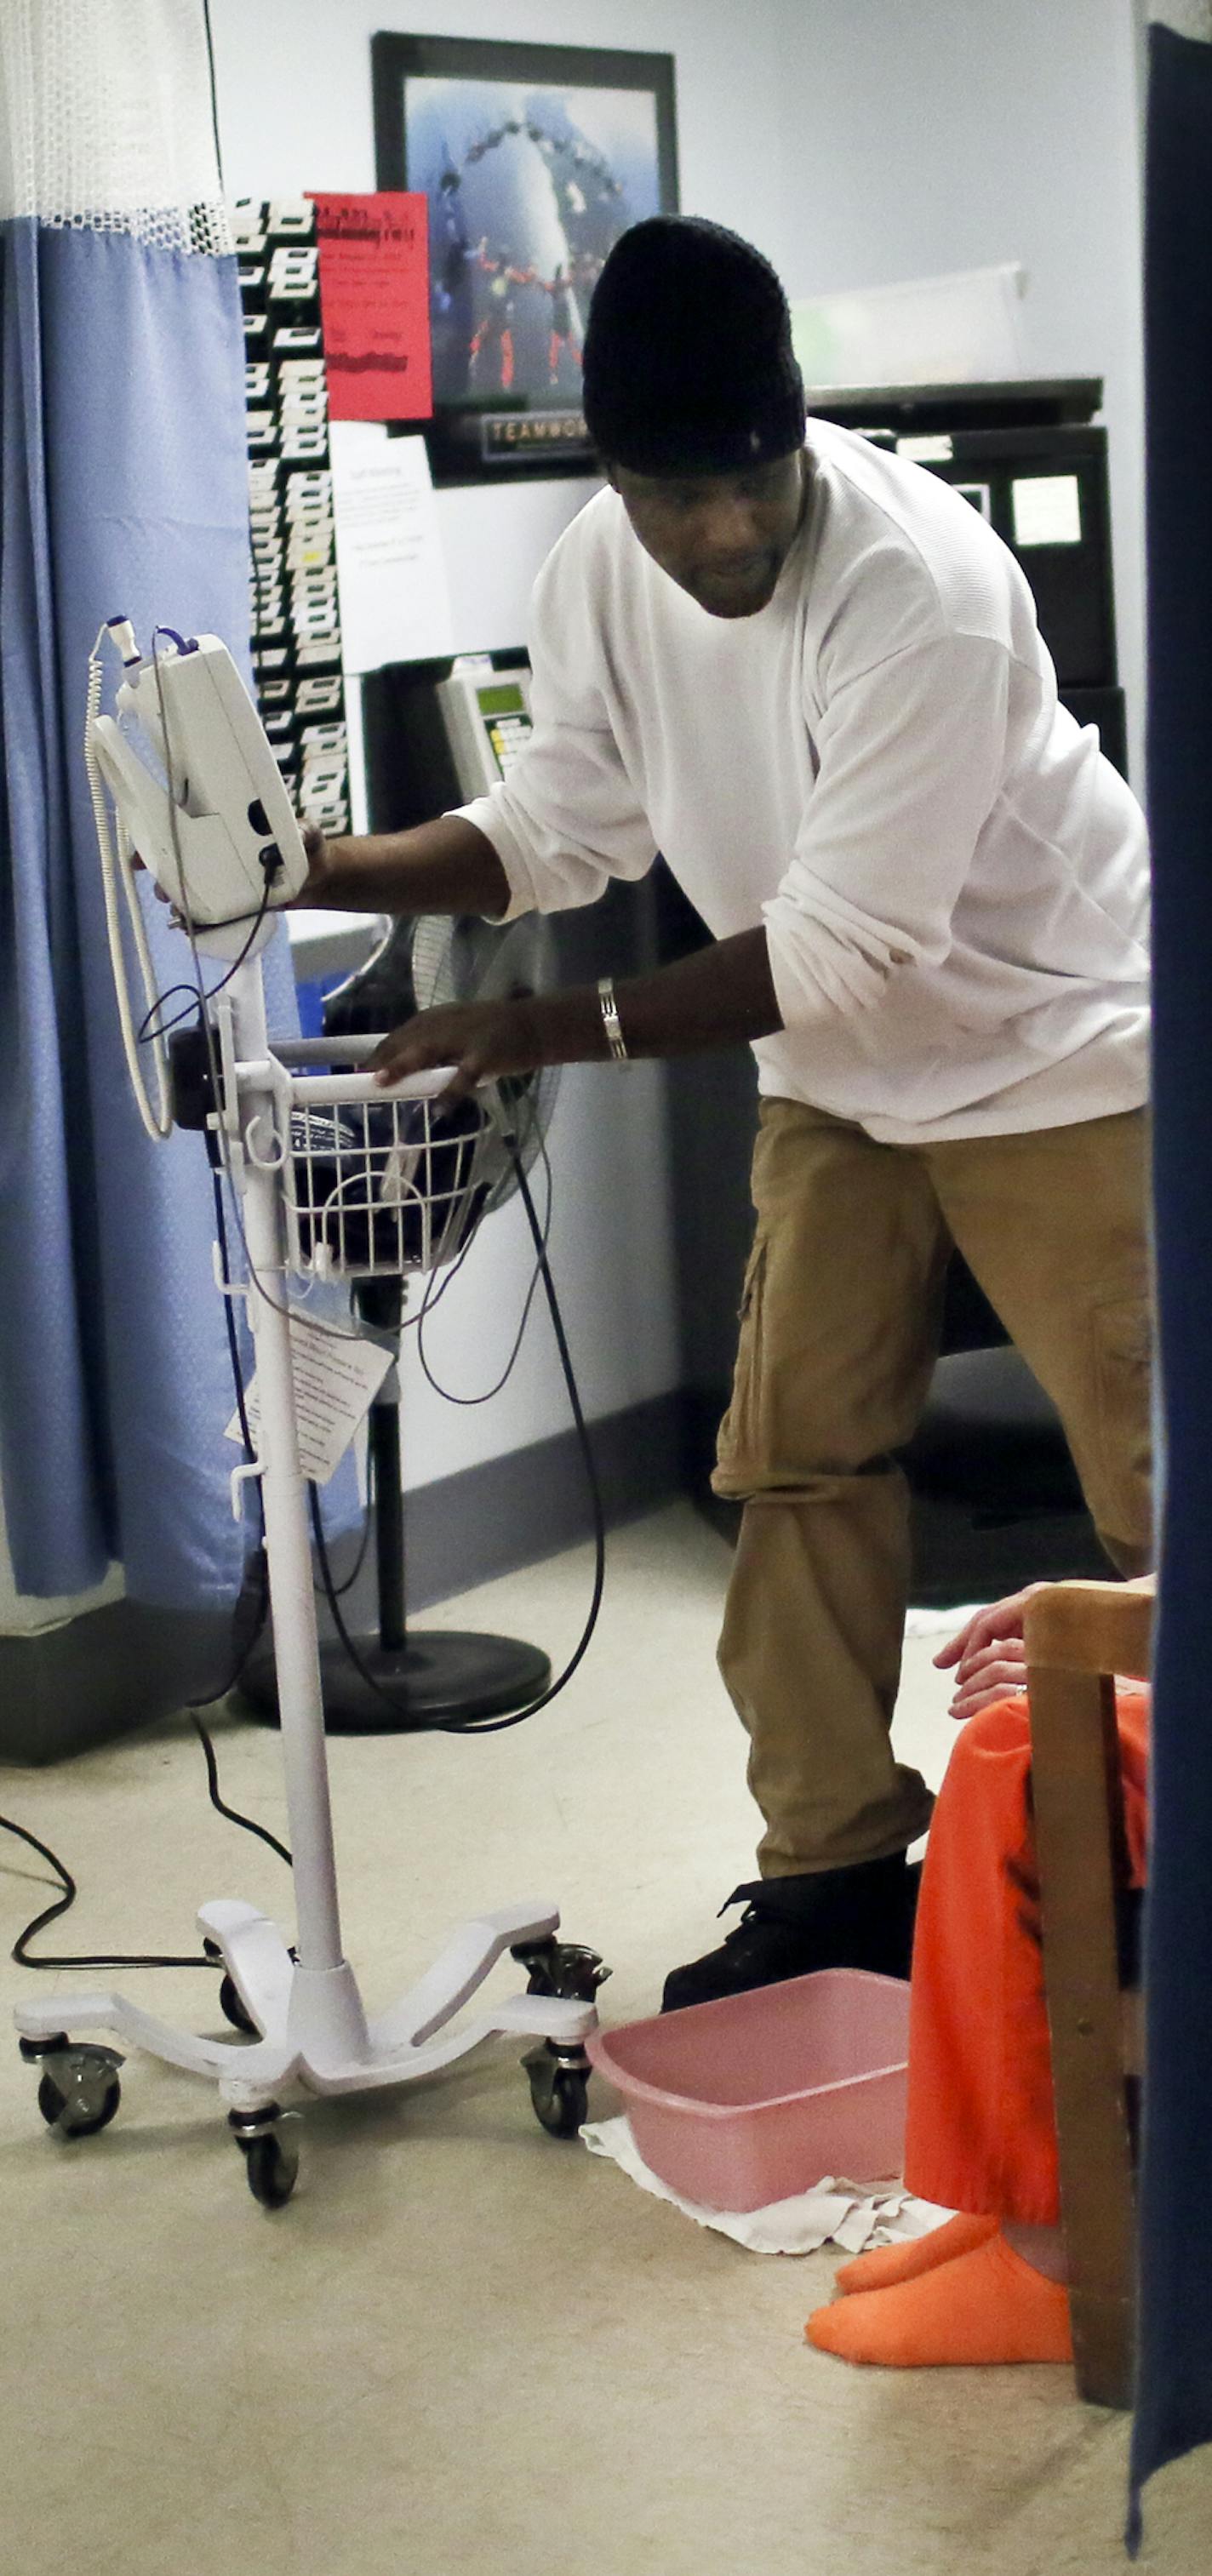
[15,1896,609,2208]
[239,1628,552,1733]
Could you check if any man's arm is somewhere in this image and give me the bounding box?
[297,816,512,921]
[298,821,782,1095]
[364,924,781,1095]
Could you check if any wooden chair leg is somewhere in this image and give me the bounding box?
[1029,1664,1136,2408]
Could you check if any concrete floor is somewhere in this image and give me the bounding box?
[2,1502,1208,2575]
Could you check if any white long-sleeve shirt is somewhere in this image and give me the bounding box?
[457,419,1150,1145]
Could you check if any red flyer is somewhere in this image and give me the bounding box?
[309,192,432,421]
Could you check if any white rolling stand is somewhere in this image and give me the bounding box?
[14,624,607,2207]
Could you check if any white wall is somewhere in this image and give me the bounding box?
[768,0,1147,776]
[206,0,1148,1494]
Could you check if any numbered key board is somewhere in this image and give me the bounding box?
[232,197,351,841]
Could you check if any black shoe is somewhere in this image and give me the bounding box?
[660,1853,921,2014]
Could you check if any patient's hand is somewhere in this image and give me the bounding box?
[933,1585,1043,1721]
[934,1574,1158,1722]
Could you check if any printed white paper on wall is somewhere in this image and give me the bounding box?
[330,421,454,671]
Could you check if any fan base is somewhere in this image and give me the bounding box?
[238,1630,552,1734]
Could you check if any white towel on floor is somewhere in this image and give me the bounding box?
[903,1603,984,1637]
[580,2116,953,2255]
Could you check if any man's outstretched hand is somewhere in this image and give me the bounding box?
[367,997,546,1101]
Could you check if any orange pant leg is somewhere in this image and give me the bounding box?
[903,1684,1149,2225]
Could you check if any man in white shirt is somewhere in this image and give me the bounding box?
[302,218,1152,2008]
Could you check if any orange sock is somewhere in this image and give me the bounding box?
[805,2232,1073,2368]
[835,2211,997,2295]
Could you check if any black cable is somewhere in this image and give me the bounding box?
[3,1716,293,1970]
[175,895,292,935]
[1,1161,289,1974]
[136,981,204,1042]
[180,1169,287,1860]
[307,1146,606,1736]
[3,1706,292,1972]
[3,1813,221,1973]
[415,1125,554,1407]
[171,1165,271,1711]
[447,1156,606,1733]
[211,1163,257,1459]
[327,1437,374,1600]
[190,1717,291,1867]
[394,1084,546,1370]
[136,875,274,1045]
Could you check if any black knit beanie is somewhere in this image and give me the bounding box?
[581,216,805,476]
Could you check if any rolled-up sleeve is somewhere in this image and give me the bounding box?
[451,563,656,923]
[763,634,1011,1030]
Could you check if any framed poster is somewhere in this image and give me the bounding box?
[371,33,678,482]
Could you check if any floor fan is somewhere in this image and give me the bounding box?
[240,905,566,1731]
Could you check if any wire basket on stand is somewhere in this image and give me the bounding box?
[237,1040,554,1733]
[283,1088,501,1282]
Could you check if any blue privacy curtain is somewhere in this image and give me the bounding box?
[1129,11,1212,2545]
[0,1,297,1612]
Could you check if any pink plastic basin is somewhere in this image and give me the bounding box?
[586,1968,911,2213]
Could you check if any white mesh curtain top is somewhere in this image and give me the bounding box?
[0,0,232,253]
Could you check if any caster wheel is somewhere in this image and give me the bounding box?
[219,1974,258,2037]
[525,2046,589,2139]
[37,2071,67,2127]
[238,2128,299,2208]
[36,2049,122,2139]
[512,1939,610,2005]
[512,1937,559,1996]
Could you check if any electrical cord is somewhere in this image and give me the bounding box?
[3,1716,293,1972]
[190,1718,290,1868]
[136,869,275,1047]
[326,1437,374,1600]
[177,1164,272,1707]
[391,1078,550,1376]
[2,1697,294,1972]
[0,1156,289,1974]
[3,1813,222,1973]
[415,1122,554,1408]
[448,1156,606,1733]
[307,1151,605,1737]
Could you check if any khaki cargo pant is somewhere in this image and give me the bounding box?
[712,1099,1153,1878]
